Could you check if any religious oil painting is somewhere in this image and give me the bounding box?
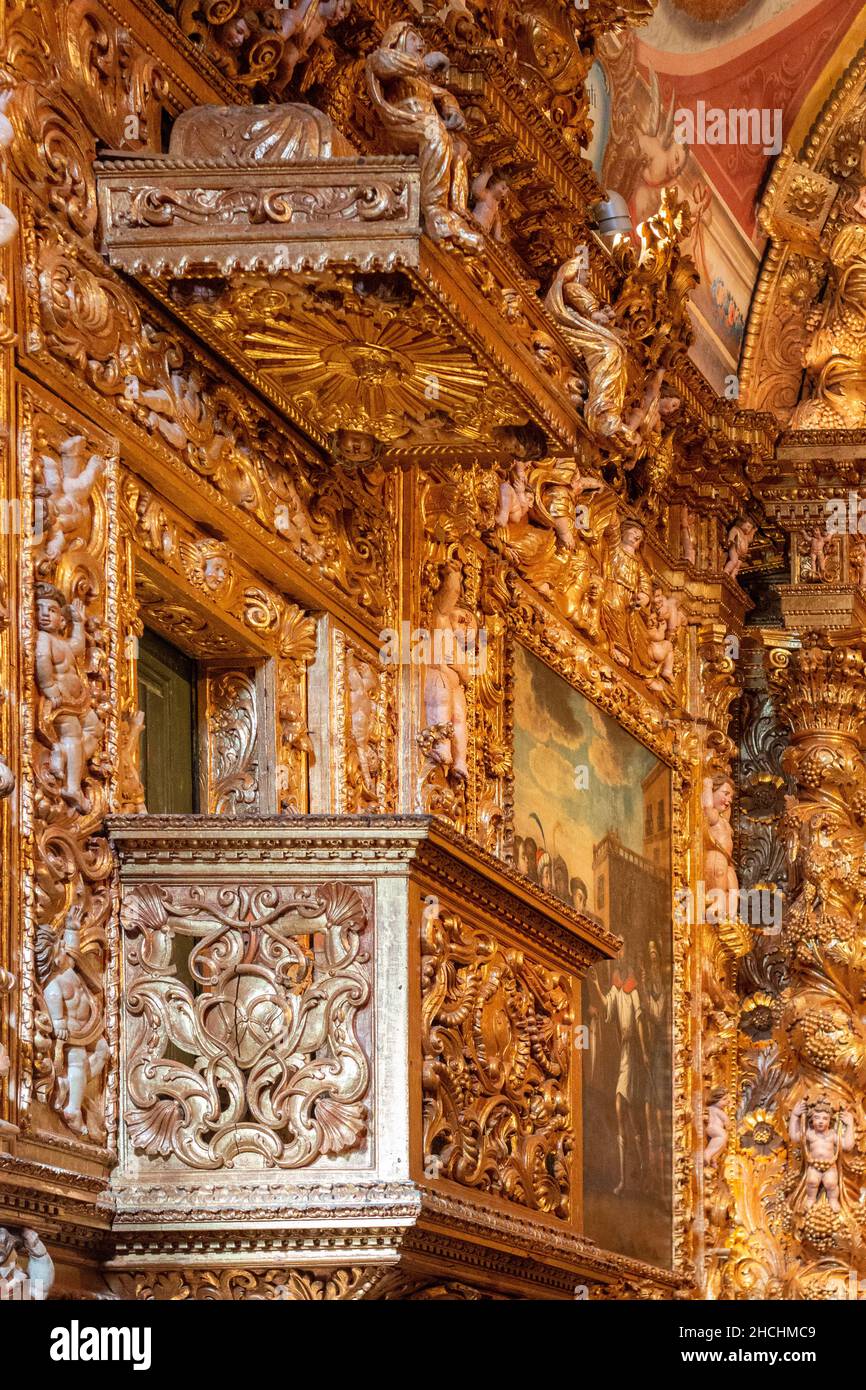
[513,645,673,1268]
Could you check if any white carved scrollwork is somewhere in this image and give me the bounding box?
[121,880,371,1169]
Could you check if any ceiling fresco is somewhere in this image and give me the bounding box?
[590,0,866,387]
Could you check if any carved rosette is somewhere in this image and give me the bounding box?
[712,634,866,1297]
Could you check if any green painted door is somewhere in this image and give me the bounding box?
[137,628,198,814]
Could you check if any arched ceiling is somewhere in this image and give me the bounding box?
[591,0,866,399]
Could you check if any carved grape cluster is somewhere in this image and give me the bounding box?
[792,1011,849,1069]
[796,752,828,789]
[800,1202,845,1252]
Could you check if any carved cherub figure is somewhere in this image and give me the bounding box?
[117,709,146,815]
[723,517,757,579]
[262,0,351,95]
[680,503,696,565]
[702,774,738,918]
[423,564,476,783]
[35,912,109,1139]
[646,584,680,693]
[215,11,252,61]
[35,584,104,813]
[704,1091,730,1169]
[471,166,508,239]
[789,1097,855,1212]
[348,654,380,800]
[494,458,534,529]
[851,534,866,589]
[39,437,105,562]
[367,23,482,252]
[273,481,327,564]
[804,523,830,580]
[0,1227,54,1300]
[126,366,206,452]
[0,84,18,249]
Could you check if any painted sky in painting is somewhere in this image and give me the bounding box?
[512,646,655,889]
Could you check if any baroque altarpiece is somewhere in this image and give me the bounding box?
[1,0,866,1302]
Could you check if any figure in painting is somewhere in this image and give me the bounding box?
[640,938,668,1185]
[592,961,648,1196]
[634,70,688,226]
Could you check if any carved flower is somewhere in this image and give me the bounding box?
[740,1108,784,1158]
[778,257,822,313]
[739,992,778,1044]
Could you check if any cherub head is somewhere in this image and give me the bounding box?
[225,16,250,49]
[35,583,69,635]
[181,541,233,598]
[621,520,644,552]
[531,331,562,377]
[807,1097,835,1133]
[711,775,734,814]
[331,428,381,468]
[59,435,87,471]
